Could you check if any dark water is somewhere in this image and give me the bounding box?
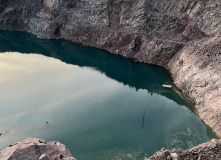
[0,31,217,159]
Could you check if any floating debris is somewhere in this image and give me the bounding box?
[162,84,172,88]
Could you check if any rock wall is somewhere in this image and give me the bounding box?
[0,0,221,136]
[0,138,76,160]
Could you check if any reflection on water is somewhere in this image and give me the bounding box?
[0,31,217,160]
[142,109,146,128]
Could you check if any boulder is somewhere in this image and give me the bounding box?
[0,138,76,160]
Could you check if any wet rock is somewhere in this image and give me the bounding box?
[0,138,76,160]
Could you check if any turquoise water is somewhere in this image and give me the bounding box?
[0,31,216,159]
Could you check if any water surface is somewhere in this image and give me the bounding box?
[0,31,216,160]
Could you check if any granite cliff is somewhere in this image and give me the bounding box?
[0,0,220,143]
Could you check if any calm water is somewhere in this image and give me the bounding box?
[0,31,217,159]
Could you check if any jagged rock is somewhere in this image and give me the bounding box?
[146,139,221,160]
[0,138,76,160]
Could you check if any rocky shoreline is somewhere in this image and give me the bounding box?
[0,0,221,159]
[0,138,220,160]
[0,0,220,137]
[146,139,221,160]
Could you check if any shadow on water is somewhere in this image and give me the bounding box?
[0,31,191,107]
[0,30,217,140]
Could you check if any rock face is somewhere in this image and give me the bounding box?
[0,138,76,160]
[0,0,221,136]
[146,139,221,160]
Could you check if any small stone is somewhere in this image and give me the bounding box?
[167,155,171,160]
[9,143,17,147]
[170,153,178,160]
[39,140,47,144]
[39,154,47,159]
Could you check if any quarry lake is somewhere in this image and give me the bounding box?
[0,31,217,160]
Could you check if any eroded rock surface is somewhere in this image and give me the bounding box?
[0,0,221,136]
[146,139,221,160]
[0,138,76,160]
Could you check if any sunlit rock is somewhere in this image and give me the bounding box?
[0,138,76,160]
